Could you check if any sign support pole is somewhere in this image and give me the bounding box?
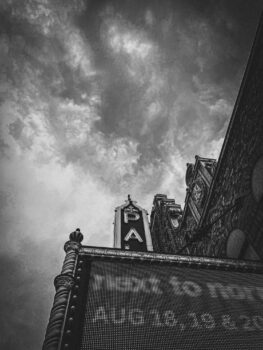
[42,229,83,350]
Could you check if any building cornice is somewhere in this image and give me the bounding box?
[79,246,263,273]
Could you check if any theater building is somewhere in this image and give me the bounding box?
[42,227,263,350]
[42,14,263,350]
[150,12,263,261]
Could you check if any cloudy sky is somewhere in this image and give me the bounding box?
[0,0,263,348]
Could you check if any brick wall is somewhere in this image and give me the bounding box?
[192,15,263,259]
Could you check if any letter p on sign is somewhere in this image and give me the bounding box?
[124,211,140,223]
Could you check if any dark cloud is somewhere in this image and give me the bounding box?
[75,0,263,175]
[0,1,263,349]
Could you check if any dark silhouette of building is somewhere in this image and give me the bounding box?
[186,14,263,261]
[149,13,263,261]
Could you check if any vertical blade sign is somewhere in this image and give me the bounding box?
[114,196,153,252]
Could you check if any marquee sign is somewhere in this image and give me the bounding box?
[61,249,263,350]
[114,196,153,252]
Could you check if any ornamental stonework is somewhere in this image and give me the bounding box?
[150,194,183,254]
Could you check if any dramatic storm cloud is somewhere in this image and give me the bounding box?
[0,0,262,348]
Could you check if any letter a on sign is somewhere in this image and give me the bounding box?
[124,228,143,242]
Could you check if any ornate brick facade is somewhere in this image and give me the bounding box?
[149,157,216,256]
[150,15,263,261]
[179,157,217,254]
[150,194,183,253]
[189,14,263,260]
[151,18,263,260]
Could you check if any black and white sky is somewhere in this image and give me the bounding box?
[0,0,263,349]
